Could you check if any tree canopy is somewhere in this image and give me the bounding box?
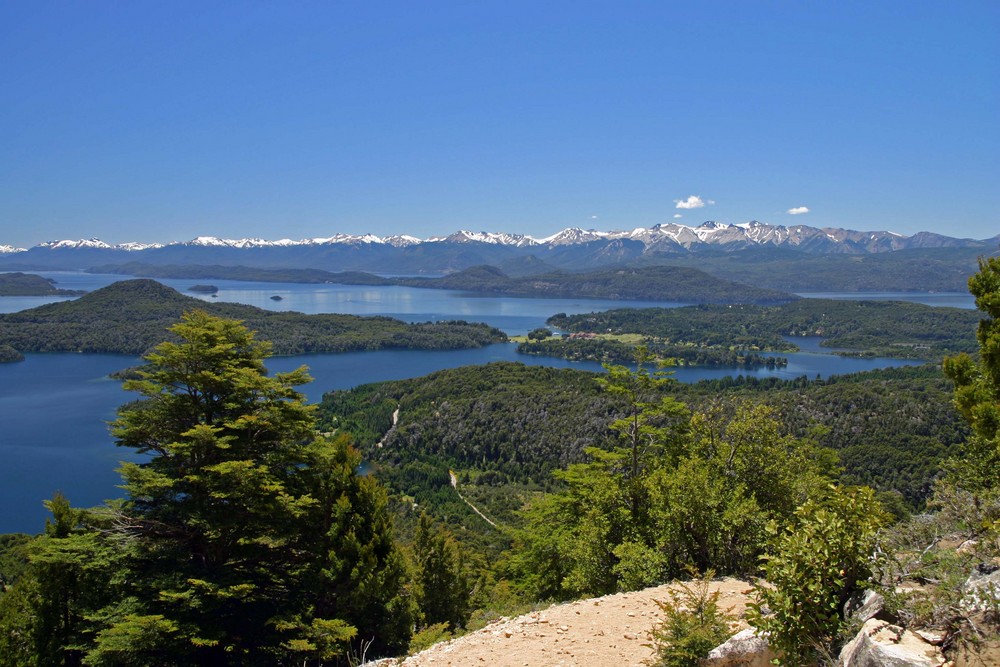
[0,311,414,666]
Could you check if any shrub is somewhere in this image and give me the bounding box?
[647,570,734,667]
[748,486,888,666]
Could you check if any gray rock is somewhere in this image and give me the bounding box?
[703,628,776,667]
[961,563,1000,612]
[839,618,944,667]
[844,589,886,623]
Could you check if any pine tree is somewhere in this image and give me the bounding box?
[78,310,412,665]
[944,256,1000,490]
[413,513,468,630]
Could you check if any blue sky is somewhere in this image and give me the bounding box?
[1,1,997,246]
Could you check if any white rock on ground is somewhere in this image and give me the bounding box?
[703,627,775,667]
[839,618,945,667]
[961,564,1000,612]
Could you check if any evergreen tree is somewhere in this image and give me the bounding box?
[79,310,412,665]
[413,512,469,631]
[944,256,1000,490]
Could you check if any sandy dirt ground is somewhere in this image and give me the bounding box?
[379,578,753,667]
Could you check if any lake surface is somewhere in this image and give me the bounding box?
[0,272,963,533]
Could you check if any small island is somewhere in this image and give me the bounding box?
[188,284,219,294]
[270,295,283,301]
[0,344,24,363]
[0,272,85,297]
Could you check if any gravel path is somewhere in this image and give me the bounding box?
[381,578,753,667]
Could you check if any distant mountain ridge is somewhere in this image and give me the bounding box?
[1,221,995,275]
[2,221,993,254]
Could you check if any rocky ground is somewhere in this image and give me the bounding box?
[375,578,753,667]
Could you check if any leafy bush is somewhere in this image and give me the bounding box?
[647,571,734,667]
[748,486,888,666]
[407,622,452,655]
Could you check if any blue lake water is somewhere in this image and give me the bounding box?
[0,272,964,533]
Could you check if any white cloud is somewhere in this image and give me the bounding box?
[787,206,810,215]
[674,195,714,210]
[673,214,683,219]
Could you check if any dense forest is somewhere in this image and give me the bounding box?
[516,334,788,367]
[0,272,84,297]
[91,262,797,304]
[549,298,981,360]
[0,279,507,357]
[317,362,963,518]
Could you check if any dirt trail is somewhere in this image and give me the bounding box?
[384,578,753,667]
[449,470,499,529]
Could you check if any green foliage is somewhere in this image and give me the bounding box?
[0,279,507,356]
[518,336,786,368]
[944,255,1000,491]
[550,298,979,360]
[0,534,32,590]
[0,344,24,363]
[0,495,124,667]
[748,486,889,666]
[510,355,837,600]
[526,327,552,341]
[0,311,415,665]
[319,360,961,574]
[94,311,414,663]
[413,513,470,630]
[406,622,452,655]
[0,272,83,296]
[647,571,734,667]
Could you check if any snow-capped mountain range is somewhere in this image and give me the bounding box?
[0,221,995,275]
[2,221,992,255]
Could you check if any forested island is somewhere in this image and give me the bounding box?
[0,279,507,356]
[90,262,797,304]
[547,298,981,360]
[516,333,787,368]
[0,272,85,296]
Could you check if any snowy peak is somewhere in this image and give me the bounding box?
[537,228,610,245]
[440,230,539,246]
[383,234,422,247]
[40,238,115,250]
[117,242,164,251]
[0,244,26,254]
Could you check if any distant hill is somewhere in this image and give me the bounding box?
[0,279,507,356]
[403,265,796,304]
[0,272,85,296]
[89,263,797,305]
[642,246,992,292]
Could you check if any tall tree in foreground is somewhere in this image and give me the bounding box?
[84,310,411,665]
[944,256,1000,491]
[413,512,469,631]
